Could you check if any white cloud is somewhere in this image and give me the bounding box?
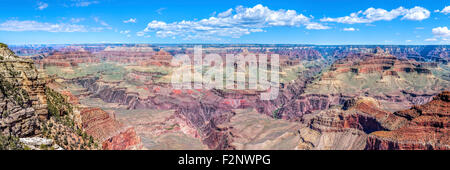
[435,6,450,14]
[443,6,450,14]
[156,8,166,15]
[93,17,111,30]
[321,6,430,24]
[70,0,99,7]
[37,2,48,10]
[424,27,450,42]
[123,18,137,23]
[402,6,430,20]
[425,38,438,42]
[70,18,85,23]
[405,40,412,42]
[136,31,151,38]
[141,4,330,40]
[120,30,130,34]
[432,26,450,37]
[343,27,358,31]
[0,20,87,32]
[305,22,331,30]
[218,8,233,18]
[136,31,145,36]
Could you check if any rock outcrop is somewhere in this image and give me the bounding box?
[0,43,47,137]
[296,98,391,150]
[80,107,142,150]
[366,91,450,150]
[45,83,142,150]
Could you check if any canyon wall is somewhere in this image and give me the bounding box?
[45,84,142,150]
[0,43,47,137]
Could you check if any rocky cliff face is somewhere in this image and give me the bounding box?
[294,91,449,150]
[304,47,449,112]
[80,107,142,150]
[366,91,449,150]
[296,98,394,150]
[0,43,47,137]
[45,83,142,150]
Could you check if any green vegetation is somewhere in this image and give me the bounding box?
[0,134,23,150]
[129,65,171,75]
[305,65,450,95]
[431,64,450,81]
[166,124,179,130]
[0,74,30,108]
[45,62,127,79]
[272,108,281,119]
[46,87,73,117]
[45,87,101,150]
[0,42,7,48]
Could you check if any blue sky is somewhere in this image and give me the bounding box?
[0,0,449,45]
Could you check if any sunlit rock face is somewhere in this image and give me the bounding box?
[366,91,450,150]
[0,43,47,137]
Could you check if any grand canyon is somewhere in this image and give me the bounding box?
[1,43,448,150]
[1,1,449,152]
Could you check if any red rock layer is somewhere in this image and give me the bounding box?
[80,107,142,150]
[36,51,99,68]
[366,91,450,150]
[330,48,432,75]
[102,127,141,150]
[95,49,172,66]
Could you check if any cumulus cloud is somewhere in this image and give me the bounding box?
[321,6,430,24]
[436,6,450,14]
[123,18,137,23]
[37,2,48,10]
[217,8,233,18]
[343,27,358,31]
[444,7,450,14]
[432,26,450,37]
[424,27,450,42]
[0,20,87,32]
[140,4,330,40]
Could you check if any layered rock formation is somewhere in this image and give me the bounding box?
[296,98,394,150]
[0,43,47,137]
[366,91,449,150]
[305,47,448,112]
[36,51,99,68]
[45,83,142,150]
[294,91,449,150]
[80,107,142,150]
